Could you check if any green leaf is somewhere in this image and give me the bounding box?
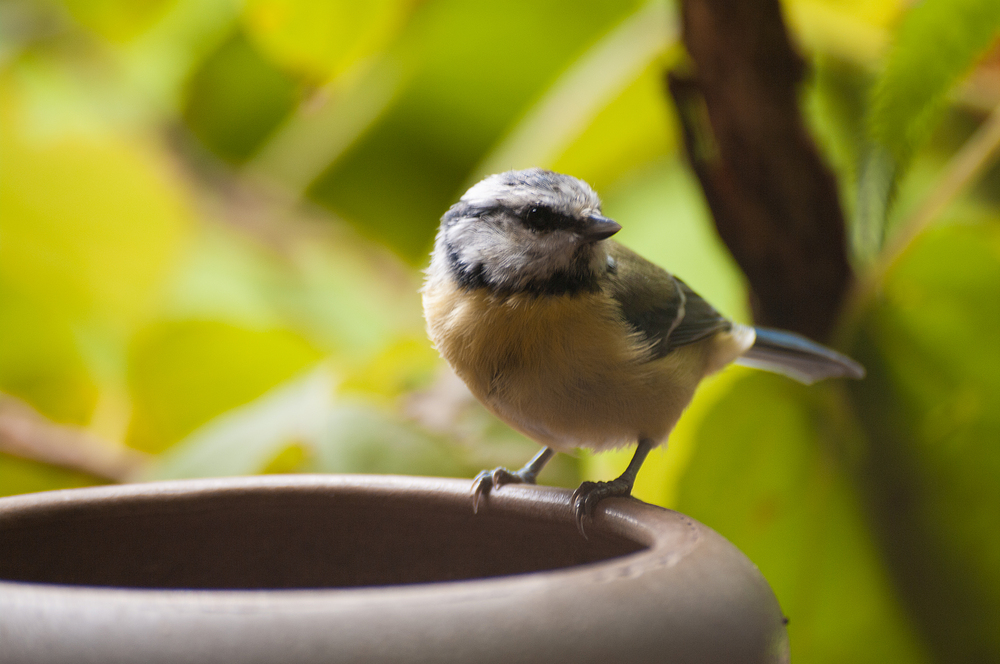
[126,320,323,453]
[0,454,104,499]
[183,29,300,162]
[242,0,411,82]
[0,290,97,424]
[858,0,1000,256]
[0,79,192,331]
[853,145,896,262]
[783,0,898,66]
[308,402,466,478]
[551,57,677,194]
[143,366,334,479]
[162,224,426,362]
[868,0,1000,166]
[677,372,929,664]
[60,0,177,43]
[144,367,467,481]
[806,56,869,181]
[473,0,675,183]
[847,220,1000,661]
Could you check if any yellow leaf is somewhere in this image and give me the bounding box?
[243,0,411,81]
[0,78,192,333]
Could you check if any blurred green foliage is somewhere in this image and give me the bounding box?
[1,0,999,661]
[856,0,1000,259]
[185,29,300,162]
[868,0,1000,165]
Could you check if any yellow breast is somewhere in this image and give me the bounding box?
[423,274,716,452]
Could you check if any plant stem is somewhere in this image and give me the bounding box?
[0,394,150,482]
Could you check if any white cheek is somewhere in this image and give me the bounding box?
[492,229,580,287]
[450,224,501,266]
[445,220,604,290]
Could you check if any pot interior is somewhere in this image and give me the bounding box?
[0,482,646,590]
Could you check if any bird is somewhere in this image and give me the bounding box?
[422,168,864,535]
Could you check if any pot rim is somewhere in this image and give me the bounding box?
[0,473,699,597]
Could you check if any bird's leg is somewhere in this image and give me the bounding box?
[571,438,654,537]
[472,447,555,513]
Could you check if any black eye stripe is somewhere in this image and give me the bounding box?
[522,205,574,231]
[443,201,580,233]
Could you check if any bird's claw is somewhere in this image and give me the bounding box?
[571,478,633,538]
[471,467,531,513]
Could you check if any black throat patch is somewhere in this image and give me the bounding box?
[445,240,600,297]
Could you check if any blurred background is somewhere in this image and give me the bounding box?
[1,0,998,661]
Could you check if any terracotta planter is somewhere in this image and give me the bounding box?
[0,475,788,663]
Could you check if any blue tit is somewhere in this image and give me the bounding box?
[422,168,864,534]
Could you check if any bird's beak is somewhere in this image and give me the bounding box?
[582,214,622,241]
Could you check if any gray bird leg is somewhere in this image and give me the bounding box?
[571,438,654,537]
[472,447,555,513]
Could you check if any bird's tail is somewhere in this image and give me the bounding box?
[735,326,865,385]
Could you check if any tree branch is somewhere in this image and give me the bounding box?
[668,0,852,341]
[0,394,149,483]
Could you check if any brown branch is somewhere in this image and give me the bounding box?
[667,0,852,341]
[0,394,150,483]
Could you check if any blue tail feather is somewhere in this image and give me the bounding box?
[735,326,865,385]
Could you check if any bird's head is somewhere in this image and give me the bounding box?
[434,168,621,295]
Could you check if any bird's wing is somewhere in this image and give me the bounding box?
[605,243,731,360]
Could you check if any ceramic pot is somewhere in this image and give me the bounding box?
[0,475,788,663]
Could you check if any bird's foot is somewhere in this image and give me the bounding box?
[471,467,535,513]
[571,478,635,538]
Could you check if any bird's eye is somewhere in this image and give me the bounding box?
[523,206,563,231]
